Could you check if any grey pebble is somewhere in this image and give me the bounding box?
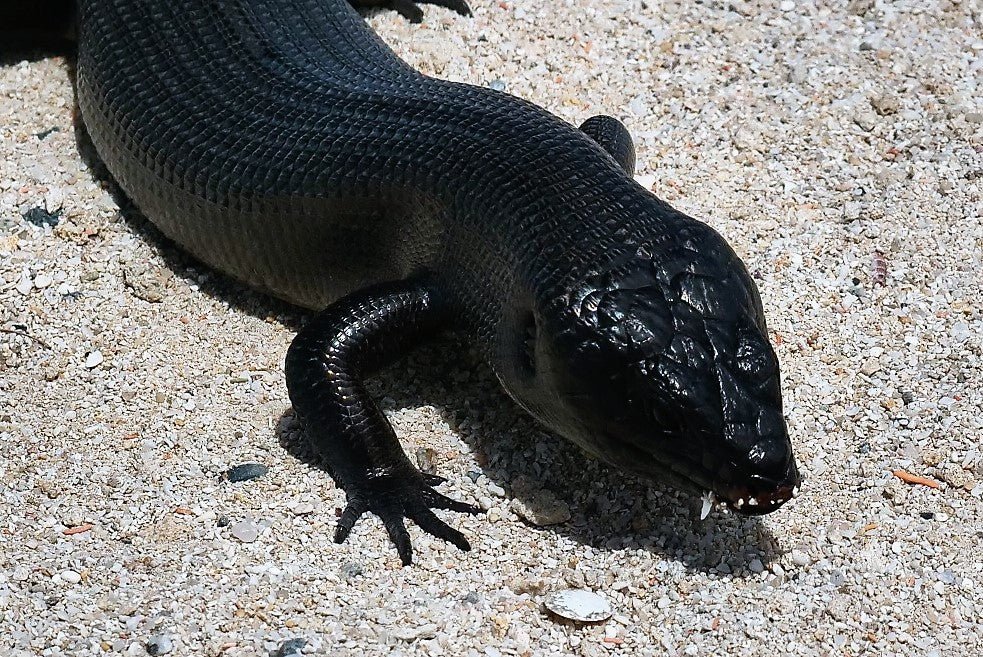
[22,205,61,227]
[271,638,306,657]
[340,562,364,579]
[487,78,506,92]
[226,462,269,482]
[216,514,230,527]
[145,634,173,656]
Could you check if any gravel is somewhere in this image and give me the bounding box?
[1,1,981,655]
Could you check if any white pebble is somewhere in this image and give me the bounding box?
[59,569,81,584]
[84,350,103,368]
[15,274,33,295]
[230,520,260,543]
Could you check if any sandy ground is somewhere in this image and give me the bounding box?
[1,1,982,655]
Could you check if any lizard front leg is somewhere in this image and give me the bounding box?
[285,276,481,565]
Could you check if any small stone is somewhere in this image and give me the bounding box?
[853,110,878,132]
[415,447,437,475]
[84,350,104,369]
[841,201,863,223]
[122,259,172,303]
[748,559,765,574]
[487,79,507,92]
[487,482,506,497]
[289,502,315,516]
[510,489,571,526]
[271,638,307,657]
[870,92,900,115]
[340,562,364,579]
[848,0,874,15]
[22,205,61,227]
[544,589,612,623]
[15,275,33,295]
[33,273,53,289]
[59,569,81,584]
[779,0,794,10]
[965,112,983,124]
[392,624,439,641]
[216,515,230,527]
[145,634,173,655]
[860,357,882,375]
[230,520,260,543]
[791,550,811,567]
[226,463,269,482]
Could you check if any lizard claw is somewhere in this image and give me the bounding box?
[334,472,480,565]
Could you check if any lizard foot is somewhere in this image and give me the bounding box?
[350,0,471,23]
[335,471,482,565]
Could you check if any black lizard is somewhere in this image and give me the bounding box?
[16,0,801,565]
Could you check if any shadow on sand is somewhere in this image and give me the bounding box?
[7,38,785,578]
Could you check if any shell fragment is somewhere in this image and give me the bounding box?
[544,589,612,623]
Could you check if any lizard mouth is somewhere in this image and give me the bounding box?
[574,428,801,520]
[700,459,802,518]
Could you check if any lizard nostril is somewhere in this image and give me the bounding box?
[747,436,788,473]
[745,408,789,473]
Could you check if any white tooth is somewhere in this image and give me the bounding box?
[748,497,758,506]
[700,491,715,520]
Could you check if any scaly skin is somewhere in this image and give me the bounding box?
[69,0,801,564]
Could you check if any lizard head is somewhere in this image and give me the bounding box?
[509,221,799,516]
